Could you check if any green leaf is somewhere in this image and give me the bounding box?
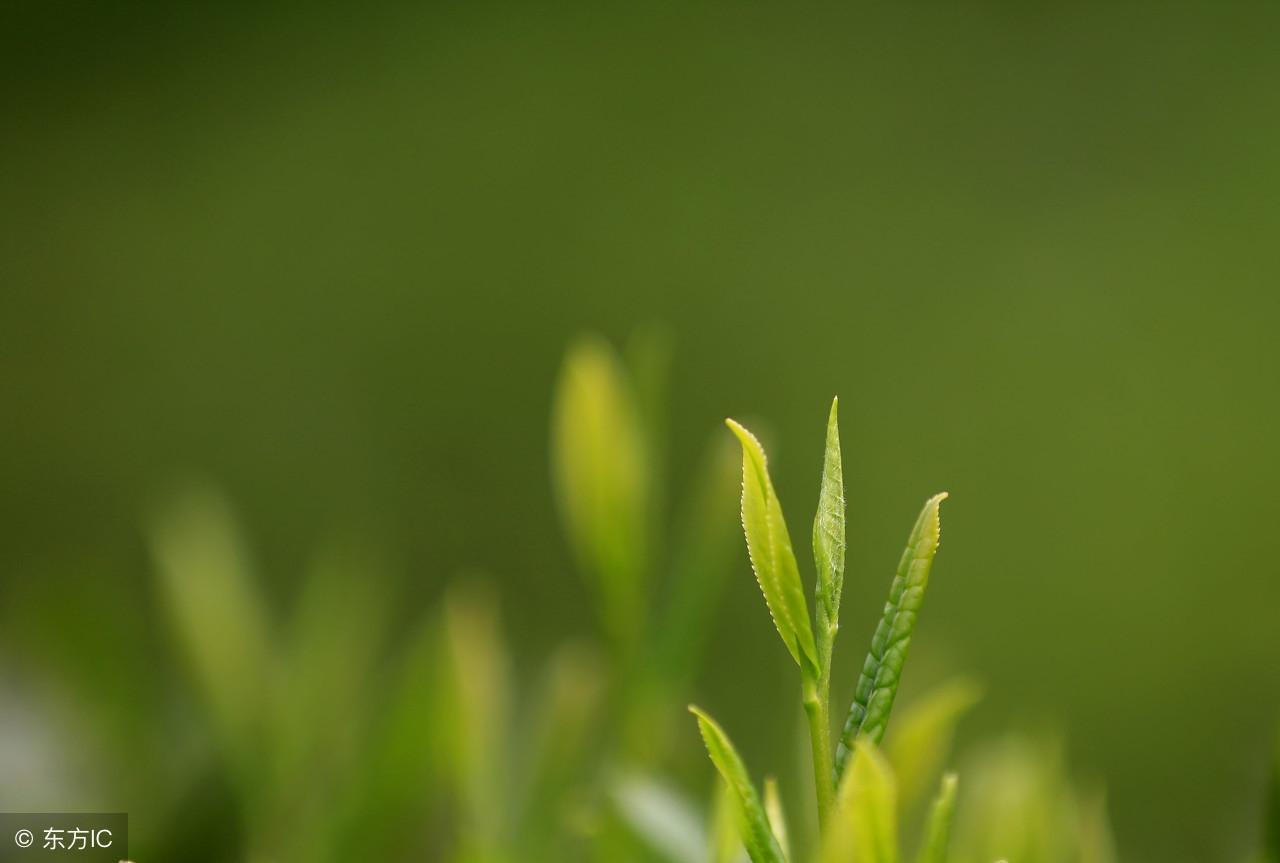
[551,336,650,645]
[836,493,948,776]
[146,486,272,766]
[812,397,845,630]
[762,777,790,862]
[914,773,958,863]
[725,418,819,679]
[440,585,511,854]
[822,738,899,863]
[885,679,980,812]
[689,706,785,863]
[708,778,743,863]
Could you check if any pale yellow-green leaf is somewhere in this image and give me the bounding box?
[823,739,899,863]
[551,336,650,644]
[690,706,785,863]
[762,777,790,862]
[709,778,743,863]
[726,419,819,679]
[146,486,272,760]
[441,584,511,852]
[812,397,845,630]
[914,773,958,863]
[886,678,980,812]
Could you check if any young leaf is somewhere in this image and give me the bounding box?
[689,706,786,863]
[915,773,958,863]
[836,493,948,776]
[709,779,745,863]
[551,336,650,645]
[822,738,899,863]
[726,419,819,679]
[812,397,845,630]
[762,777,790,862]
[440,585,511,855]
[146,486,272,763]
[886,678,980,811]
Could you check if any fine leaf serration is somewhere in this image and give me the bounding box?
[726,418,820,680]
[836,492,948,776]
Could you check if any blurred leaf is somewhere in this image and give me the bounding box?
[517,643,605,846]
[611,772,706,863]
[725,419,818,680]
[268,544,388,862]
[762,777,790,862]
[885,679,980,812]
[146,486,272,769]
[914,773,957,863]
[441,584,512,857]
[276,543,386,779]
[689,706,785,863]
[823,738,899,863]
[335,614,441,862]
[708,779,745,863]
[812,397,845,633]
[552,336,651,646]
[950,737,1075,863]
[837,493,948,776]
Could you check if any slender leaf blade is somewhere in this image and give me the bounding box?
[822,738,899,863]
[886,679,980,811]
[812,397,846,628]
[146,486,272,762]
[915,773,958,863]
[726,419,819,678]
[836,493,948,776]
[689,706,785,863]
[551,336,650,645]
[763,777,790,862]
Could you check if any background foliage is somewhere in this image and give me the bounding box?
[3,4,1280,861]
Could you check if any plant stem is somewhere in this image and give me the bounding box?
[804,616,839,829]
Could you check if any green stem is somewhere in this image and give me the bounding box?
[804,616,839,829]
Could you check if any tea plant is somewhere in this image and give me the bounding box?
[690,400,958,863]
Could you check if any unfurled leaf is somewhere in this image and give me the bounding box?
[551,336,650,645]
[725,419,819,679]
[763,777,791,862]
[886,679,980,811]
[812,397,845,631]
[914,773,958,863]
[822,738,899,863]
[689,706,785,863]
[146,486,272,760]
[837,493,948,776]
[611,773,706,863]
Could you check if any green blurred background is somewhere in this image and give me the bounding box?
[3,4,1279,861]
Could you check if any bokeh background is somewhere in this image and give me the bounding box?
[3,4,1279,862]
